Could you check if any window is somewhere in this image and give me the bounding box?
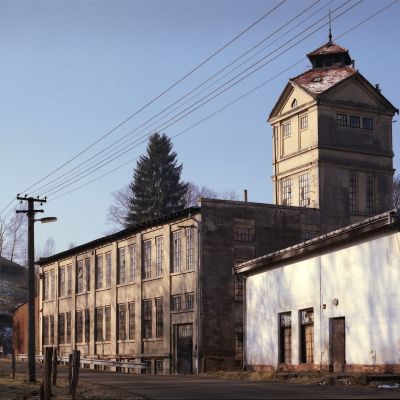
[105,306,111,341]
[43,272,49,301]
[43,316,49,346]
[50,270,55,299]
[186,228,194,271]
[300,115,308,130]
[143,300,152,338]
[67,265,72,296]
[129,245,136,282]
[128,302,135,340]
[172,231,182,273]
[50,316,54,345]
[95,308,103,342]
[66,312,71,344]
[85,258,90,292]
[235,326,243,358]
[349,115,360,128]
[300,309,314,364]
[337,114,347,126]
[366,175,374,213]
[143,240,152,279]
[118,304,126,340]
[363,117,373,130]
[77,260,84,294]
[156,237,163,277]
[349,172,357,213]
[234,226,254,242]
[234,276,243,303]
[85,309,90,343]
[58,313,65,345]
[171,295,181,311]
[283,122,291,137]
[118,247,126,284]
[281,178,292,206]
[76,310,83,343]
[291,98,297,108]
[312,76,322,82]
[185,293,194,310]
[59,267,65,297]
[299,173,310,207]
[279,312,292,364]
[105,252,111,287]
[96,255,103,289]
[156,298,163,338]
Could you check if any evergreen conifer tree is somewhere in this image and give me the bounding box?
[125,133,188,226]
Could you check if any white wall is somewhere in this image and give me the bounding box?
[246,231,400,368]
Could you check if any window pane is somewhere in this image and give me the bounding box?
[299,173,310,207]
[129,245,136,282]
[172,231,182,273]
[363,117,373,130]
[77,260,84,294]
[95,308,103,342]
[96,255,103,289]
[143,241,152,279]
[105,306,111,341]
[366,175,374,213]
[106,252,112,287]
[118,248,126,284]
[349,115,360,128]
[281,179,292,206]
[283,122,291,137]
[337,113,347,126]
[156,298,163,338]
[85,258,91,292]
[186,228,195,271]
[128,302,135,340]
[156,237,163,277]
[349,172,357,212]
[118,304,126,340]
[143,300,152,338]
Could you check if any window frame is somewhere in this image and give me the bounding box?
[172,231,182,273]
[336,113,347,126]
[143,240,152,279]
[300,114,308,130]
[349,115,360,129]
[118,247,126,285]
[283,121,291,138]
[281,178,292,206]
[156,236,163,277]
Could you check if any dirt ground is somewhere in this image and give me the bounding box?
[0,369,142,400]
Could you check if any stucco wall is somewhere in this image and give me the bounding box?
[246,230,400,370]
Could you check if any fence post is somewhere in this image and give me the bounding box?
[68,353,73,394]
[51,347,57,386]
[43,347,53,400]
[71,350,81,400]
[11,349,16,379]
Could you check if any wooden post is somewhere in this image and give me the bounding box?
[71,350,81,400]
[11,349,16,379]
[68,353,73,394]
[51,347,57,386]
[43,347,53,400]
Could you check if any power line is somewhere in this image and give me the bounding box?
[35,1,353,198]
[17,0,287,197]
[45,1,368,199]
[47,0,398,202]
[30,0,326,197]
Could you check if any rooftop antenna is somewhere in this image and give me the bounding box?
[328,10,333,44]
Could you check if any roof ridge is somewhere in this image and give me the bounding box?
[307,41,348,56]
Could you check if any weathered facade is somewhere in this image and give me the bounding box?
[269,39,398,231]
[236,210,400,373]
[37,199,321,373]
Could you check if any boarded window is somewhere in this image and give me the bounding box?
[279,312,292,364]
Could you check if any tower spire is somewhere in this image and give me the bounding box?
[328,10,332,44]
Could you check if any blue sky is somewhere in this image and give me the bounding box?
[1,0,399,255]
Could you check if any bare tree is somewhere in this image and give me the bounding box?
[4,211,26,264]
[106,185,131,229]
[184,182,219,207]
[394,175,400,209]
[0,215,6,258]
[42,237,56,258]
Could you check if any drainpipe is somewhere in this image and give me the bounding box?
[242,275,247,371]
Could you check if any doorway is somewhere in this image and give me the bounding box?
[330,317,345,373]
[176,324,193,374]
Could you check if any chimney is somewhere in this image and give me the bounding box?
[243,189,248,202]
[375,83,381,93]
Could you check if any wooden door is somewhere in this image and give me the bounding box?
[330,317,345,373]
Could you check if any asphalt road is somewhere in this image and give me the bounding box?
[3,360,400,399]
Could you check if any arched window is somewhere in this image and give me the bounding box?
[291,98,298,108]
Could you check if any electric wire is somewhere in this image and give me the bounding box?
[43,1,365,198]
[35,1,354,198]
[17,0,287,196]
[29,0,326,197]
[47,0,398,202]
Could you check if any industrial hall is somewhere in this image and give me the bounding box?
[36,36,398,374]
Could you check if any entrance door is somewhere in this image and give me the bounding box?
[330,317,345,373]
[177,324,193,374]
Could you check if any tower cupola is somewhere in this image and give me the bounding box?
[307,41,352,69]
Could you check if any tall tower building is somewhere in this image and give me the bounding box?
[268,38,398,230]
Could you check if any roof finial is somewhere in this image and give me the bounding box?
[328,10,332,44]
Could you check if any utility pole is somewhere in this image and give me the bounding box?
[17,195,46,383]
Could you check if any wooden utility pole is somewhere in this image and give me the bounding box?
[43,347,53,400]
[16,195,46,383]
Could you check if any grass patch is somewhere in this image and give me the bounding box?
[0,370,141,399]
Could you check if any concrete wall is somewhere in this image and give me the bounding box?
[245,230,400,372]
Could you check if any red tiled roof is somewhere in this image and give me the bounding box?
[307,41,348,56]
[291,66,356,96]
